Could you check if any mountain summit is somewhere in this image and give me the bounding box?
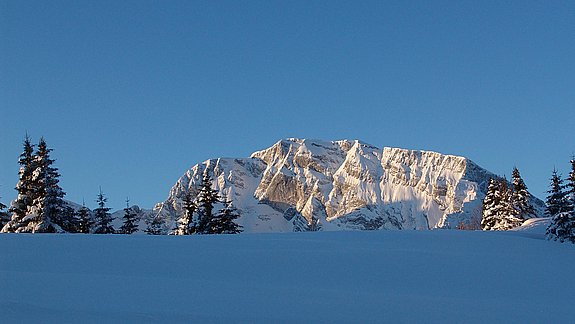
[154,138,543,232]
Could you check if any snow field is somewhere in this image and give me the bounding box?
[0,228,573,323]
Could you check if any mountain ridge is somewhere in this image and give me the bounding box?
[152,138,544,233]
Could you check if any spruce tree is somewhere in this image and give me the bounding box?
[145,214,165,235]
[493,179,523,230]
[481,177,522,230]
[210,201,243,234]
[544,169,569,217]
[176,191,198,235]
[196,173,220,234]
[511,167,536,221]
[2,135,36,233]
[120,198,139,234]
[77,201,94,234]
[0,196,9,229]
[565,158,575,211]
[93,188,115,234]
[547,160,575,243]
[25,137,68,233]
[481,178,501,230]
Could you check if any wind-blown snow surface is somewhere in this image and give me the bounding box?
[1,229,573,323]
[154,138,543,232]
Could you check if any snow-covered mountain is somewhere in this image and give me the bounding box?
[153,138,544,232]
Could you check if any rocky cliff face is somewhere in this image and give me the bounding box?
[153,138,543,232]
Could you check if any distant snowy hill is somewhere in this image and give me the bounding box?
[153,138,544,232]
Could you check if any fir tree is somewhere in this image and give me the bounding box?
[93,188,115,234]
[544,169,569,217]
[2,135,36,233]
[547,160,575,243]
[196,173,220,234]
[176,191,198,235]
[481,178,522,230]
[0,196,9,229]
[77,201,94,234]
[119,198,139,234]
[481,178,501,230]
[145,214,165,235]
[210,201,243,234]
[493,179,523,230]
[25,137,67,233]
[510,167,536,221]
[57,206,80,233]
[565,158,575,211]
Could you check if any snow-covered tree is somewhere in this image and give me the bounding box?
[547,160,575,243]
[210,201,242,234]
[119,198,139,234]
[196,173,221,234]
[510,167,536,221]
[481,178,501,230]
[93,188,115,234]
[175,191,198,235]
[2,135,36,233]
[565,158,575,211]
[22,137,69,233]
[481,178,522,230]
[0,196,9,229]
[77,202,93,234]
[544,169,569,218]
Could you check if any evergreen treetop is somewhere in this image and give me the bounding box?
[545,169,569,217]
[3,135,36,232]
[210,201,243,234]
[546,160,575,243]
[196,172,221,234]
[77,201,94,234]
[145,214,165,235]
[93,188,115,234]
[0,195,9,229]
[28,137,66,233]
[120,198,139,234]
[511,167,536,220]
[176,190,198,235]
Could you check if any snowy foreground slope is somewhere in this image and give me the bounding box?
[1,227,573,323]
[154,138,543,232]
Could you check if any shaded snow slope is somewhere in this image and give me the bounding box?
[0,231,572,323]
[154,138,544,232]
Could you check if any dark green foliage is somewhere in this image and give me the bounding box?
[547,160,575,243]
[29,138,67,233]
[77,204,93,234]
[120,198,139,234]
[93,189,115,234]
[511,167,536,220]
[196,173,221,234]
[544,169,569,217]
[176,191,198,235]
[145,215,165,235]
[0,196,9,229]
[566,158,575,211]
[210,201,243,234]
[55,206,80,233]
[3,135,36,232]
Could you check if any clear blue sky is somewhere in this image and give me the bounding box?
[1,0,573,211]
